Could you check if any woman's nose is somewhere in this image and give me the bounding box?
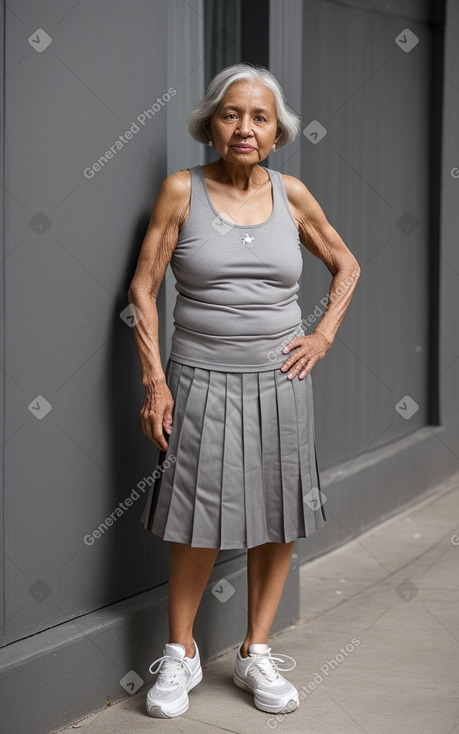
[236,117,253,136]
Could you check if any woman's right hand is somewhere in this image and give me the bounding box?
[140,379,174,451]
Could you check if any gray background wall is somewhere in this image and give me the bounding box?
[271,0,459,563]
[1,1,458,732]
[2,0,172,643]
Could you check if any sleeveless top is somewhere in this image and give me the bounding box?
[169,164,306,372]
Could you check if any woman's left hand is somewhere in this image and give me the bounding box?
[281,331,331,380]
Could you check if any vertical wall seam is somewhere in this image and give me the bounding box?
[427,0,447,425]
[1,0,6,646]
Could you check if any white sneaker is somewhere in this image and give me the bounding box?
[233,643,299,714]
[146,639,203,718]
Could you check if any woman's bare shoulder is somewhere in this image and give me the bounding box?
[155,169,191,229]
[160,168,191,201]
[281,174,311,204]
[281,173,325,223]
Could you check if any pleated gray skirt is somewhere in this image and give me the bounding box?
[140,358,327,550]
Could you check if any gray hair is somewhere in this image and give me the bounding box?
[187,63,301,149]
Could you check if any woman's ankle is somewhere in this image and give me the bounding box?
[169,638,195,659]
[240,638,269,658]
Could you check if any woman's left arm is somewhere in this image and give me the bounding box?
[281,175,361,380]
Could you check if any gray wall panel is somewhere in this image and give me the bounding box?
[440,0,459,430]
[299,0,431,467]
[3,0,169,644]
[266,0,459,571]
[320,0,431,21]
[0,0,5,665]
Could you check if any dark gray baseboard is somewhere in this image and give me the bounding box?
[295,422,459,564]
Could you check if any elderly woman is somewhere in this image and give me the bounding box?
[128,63,360,719]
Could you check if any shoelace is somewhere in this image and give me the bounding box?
[245,648,296,682]
[148,654,193,685]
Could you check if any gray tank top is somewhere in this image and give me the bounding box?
[169,164,305,372]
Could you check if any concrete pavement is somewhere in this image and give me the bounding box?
[56,472,459,734]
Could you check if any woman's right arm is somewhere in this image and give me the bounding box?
[127,170,190,451]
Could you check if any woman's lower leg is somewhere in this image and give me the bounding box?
[168,541,220,658]
[240,540,295,657]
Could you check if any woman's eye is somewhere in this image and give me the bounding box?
[224,113,266,122]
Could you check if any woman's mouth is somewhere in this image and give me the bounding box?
[231,144,256,152]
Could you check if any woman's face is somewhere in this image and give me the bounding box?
[209,80,280,164]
